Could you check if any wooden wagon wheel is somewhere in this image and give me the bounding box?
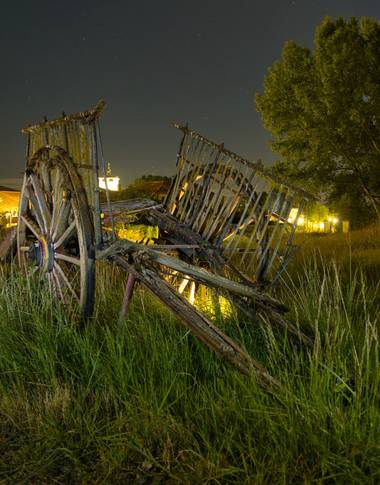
[17,146,95,317]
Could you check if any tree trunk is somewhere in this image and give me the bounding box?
[360,180,380,221]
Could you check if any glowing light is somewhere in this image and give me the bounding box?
[286,207,341,233]
[178,277,189,294]
[189,281,196,305]
[178,182,188,200]
[287,208,299,223]
[99,176,120,191]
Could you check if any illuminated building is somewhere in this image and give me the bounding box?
[287,206,344,233]
[0,187,20,226]
[98,163,120,191]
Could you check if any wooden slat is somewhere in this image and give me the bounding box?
[173,138,204,220]
[264,192,295,278]
[183,145,216,224]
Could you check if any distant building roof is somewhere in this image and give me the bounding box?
[0,178,23,191]
[0,186,17,192]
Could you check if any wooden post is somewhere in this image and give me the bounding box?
[120,273,136,320]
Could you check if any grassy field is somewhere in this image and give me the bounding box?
[0,226,379,483]
[293,223,380,281]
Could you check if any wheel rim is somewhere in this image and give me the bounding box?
[17,146,95,317]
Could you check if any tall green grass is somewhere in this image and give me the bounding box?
[293,223,380,281]
[0,256,378,483]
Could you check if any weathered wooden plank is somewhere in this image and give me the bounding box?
[100,198,162,215]
[90,122,103,248]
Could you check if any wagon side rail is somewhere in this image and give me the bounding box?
[165,124,315,286]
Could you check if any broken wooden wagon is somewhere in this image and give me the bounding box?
[16,101,312,386]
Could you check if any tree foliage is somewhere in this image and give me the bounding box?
[256,16,380,225]
[110,175,171,202]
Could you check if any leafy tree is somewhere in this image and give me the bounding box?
[256,16,380,225]
[111,175,171,202]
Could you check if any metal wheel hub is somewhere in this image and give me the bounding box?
[31,237,55,272]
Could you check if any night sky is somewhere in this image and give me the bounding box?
[1,0,380,188]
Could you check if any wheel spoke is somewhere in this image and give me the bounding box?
[53,264,80,303]
[20,215,41,239]
[25,184,45,233]
[29,173,51,233]
[47,272,53,295]
[52,199,72,241]
[54,220,76,249]
[51,269,65,301]
[50,169,63,233]
[40,159,52,194]
[54,252,81,266]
